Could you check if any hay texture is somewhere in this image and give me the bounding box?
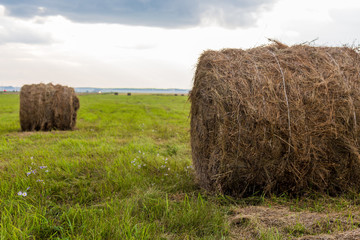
[190,42,360,196]
[20,83,80,131]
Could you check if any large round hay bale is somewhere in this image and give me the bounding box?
[190,42,360,196]
[20,83,80,131]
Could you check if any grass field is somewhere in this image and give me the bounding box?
[1,93,360,239]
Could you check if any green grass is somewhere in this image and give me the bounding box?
[0,94,228,239]
[1,93,360,240]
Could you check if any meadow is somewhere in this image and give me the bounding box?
[1,93,360,239]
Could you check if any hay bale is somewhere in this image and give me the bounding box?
[20,83,80,131]
[190,42,360,196]
[114,92,119,95]
[127,92,131,96]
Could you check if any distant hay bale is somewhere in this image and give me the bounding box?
[190,42,360,196]
[20,83,80,131]
[174,94,178,96]
[114,92,119,95]
[127,92,131,96]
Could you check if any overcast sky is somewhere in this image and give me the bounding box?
[0,0,359,89]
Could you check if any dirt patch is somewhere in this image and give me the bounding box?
[298,229,360,240]
[230,206,360,239]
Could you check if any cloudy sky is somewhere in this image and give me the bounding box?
[0,0,359,89]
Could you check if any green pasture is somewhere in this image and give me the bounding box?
[0,94,228,239]
[1,93,360,240]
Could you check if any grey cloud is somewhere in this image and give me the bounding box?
[0,17,52,45]
[199,0,274,28]
[1,0,277,28]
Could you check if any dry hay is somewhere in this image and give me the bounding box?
[20,83,80,131]
[298,230,360,240]
[190,41,360,196]
[230,205,360,239]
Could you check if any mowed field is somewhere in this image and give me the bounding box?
[1,93,360,240]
